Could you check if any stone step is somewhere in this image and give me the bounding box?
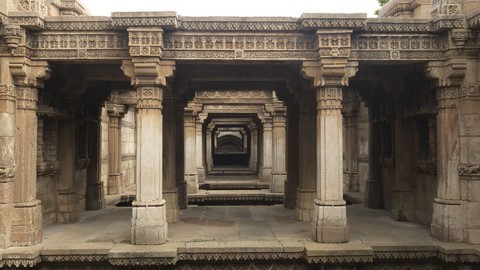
[188,190,283,205]
[200,180,269,190]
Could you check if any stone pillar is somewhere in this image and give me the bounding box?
[163,93,179,223]
[271,112,287,193]
[195,118,205,182]
[10,60,51,246]
[343,90,359,192]
[391,117,414,221]
[85,119,105,210]
[184,109,198,193]
[106,103,126,195]
[57,118,79,223]
[206,125,213,174]
[131,85,168,244]
[0,84,16,248]
[261,119,273,183]
[431,86,463,242]
[311,87,348,243]
[175,103,187,209]
[365,108,383,209]
[248,125,258,173]
[285,100,299,209]
[296,90,317,221]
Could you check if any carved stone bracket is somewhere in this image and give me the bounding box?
[425,59,466,87]
[121,59,175,87]
[302,60,358,88]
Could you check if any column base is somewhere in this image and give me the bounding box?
[131,200,168,245]
[57,190,79,223]
[163,189,179,223]
[271,172,286,193]
[391,189,414,221]
[108,173,123,195]
[261,167,272,183]
[311,201,348,243]
[296,188,316,221]
[431,198,464,243]
[176,180,188,209]
[11,200,42,246]
[185,173,198,194]
[284,179,297,209]
[86,180,105,210]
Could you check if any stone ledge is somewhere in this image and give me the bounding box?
[304,240,374,264]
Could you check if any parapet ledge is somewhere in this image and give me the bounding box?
[304,240,374,264]
[365,18,433,32]
[111,11,178,29]
[300,13,367,30]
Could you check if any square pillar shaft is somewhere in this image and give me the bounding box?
[311,87,348,243]
[131,86,167,245]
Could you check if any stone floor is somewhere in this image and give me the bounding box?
[41,204,435,246]
[2,203,479,268]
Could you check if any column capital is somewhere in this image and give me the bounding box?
[301,60,358,88]
[316,87,343,110]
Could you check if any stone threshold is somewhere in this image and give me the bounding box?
[200,180,270,190]
[1,241,480,267]
[188,190,283,204]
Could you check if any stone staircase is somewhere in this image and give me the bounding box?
[188,175,284,205]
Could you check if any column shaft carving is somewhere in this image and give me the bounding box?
[248,127,258,173]
[0,85,16,248]
[175,103,187,209]
[343,90,359,193]
[312,87,348,243]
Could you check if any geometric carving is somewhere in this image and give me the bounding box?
[128,28,163,56]
[30,32,129,59]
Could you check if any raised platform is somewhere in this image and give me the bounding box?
[1,205,479,269]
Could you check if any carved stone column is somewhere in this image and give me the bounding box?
[296,90,317,221]
[343,90,359,192]
[10,60,50,246]
[184,107,198,193]
[122,55,175,244]
[175,103,187,209]
[271,111,287,193]
[285,99,299,209]
[248,124,258,173]
[163,93,179,223]
[206,123,214,174]
[85,118,105,210]
[426,60,466,243]
[0,84,16,248]
[261,119,273,183]
[106,103,126,195]
[364,108,383,209]
[312,87,348,243]
[195,117,205,182]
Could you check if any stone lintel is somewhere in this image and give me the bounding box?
[300,13,367,30]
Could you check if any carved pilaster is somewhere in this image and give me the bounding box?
[261,117,273,184]
[184,107,198,193]
[106,103,126,195]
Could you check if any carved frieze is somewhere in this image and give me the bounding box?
[316,30,352,58]
[316,87,343,110]
[0,85,17,100]
[180,20,299,31]
[458,164,480,176]
[366,19,432,32]
[111,12,177,28]
[30,32,129,59]
[351,34,445,61]
[128,28,163,56]
[17,0,47,16]
[44,20,113,31]
[163,33,316,60]
[300,16,367,30]
[0,166,16,178]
